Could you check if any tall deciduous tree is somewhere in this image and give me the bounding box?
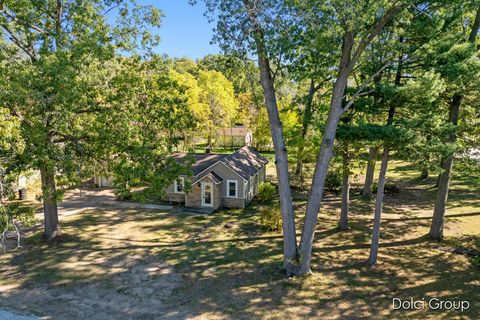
[197,69,239,147]
[0,0,162,239]
[195,0,409,275]
[100,57,196,200]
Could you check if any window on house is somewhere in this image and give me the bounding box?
[174,177,185,193]
[227,180,238,198]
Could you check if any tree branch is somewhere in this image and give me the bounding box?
[343,60,393,111]
[0,22,37,62]
[50,131,90,144]
[349,3,407,70]
[2,8,48,35]
[468,5,480,43]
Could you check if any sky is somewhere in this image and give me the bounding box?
[139,0,221,60]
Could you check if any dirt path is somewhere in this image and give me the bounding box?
[0,256,187,319]
[57,188,173,217]
[1,190,191,319]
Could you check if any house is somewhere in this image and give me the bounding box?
[162,146,268,209]
[216,126,253,148]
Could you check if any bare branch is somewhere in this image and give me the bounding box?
[343,60,393,111]
[349,3,407,70]
[102,3,123,17]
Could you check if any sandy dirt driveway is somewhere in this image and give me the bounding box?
[1,189,196,320]
[56,188,173,216]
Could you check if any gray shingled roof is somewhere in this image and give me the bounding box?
[173,147,268,180]
[171,152,228,176]
[195,171,224,184]
[220,147,269,180]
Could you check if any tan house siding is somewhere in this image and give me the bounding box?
[203,162,246,198]
[161,192,185,203]
[185,182,201,208]
[216,127,253,147]
[212,183,222,209]
[94,173,114,187]
[223,197,245,208]
[258,167,266,183]
[244,170,263,206]
[185,177,222,209]
[218,135,247,147]
[161,175,188,203]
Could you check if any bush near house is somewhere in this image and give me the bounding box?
[258,205,282,231]
[256,182,277,204]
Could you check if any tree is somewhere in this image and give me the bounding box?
[198,54,262,99]
[99,57,196,200]
[0,0,162,239]
[368,66,446,266]
[197,69,239,147]
[196,0,410,275]
[429,4,480,240]
[170,68,204,150]
[293,79,329,183]
[362,147,379,198]
[252,107,272,150]
[0,70,31,251]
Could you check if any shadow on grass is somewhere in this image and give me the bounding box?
[1,171,479,319]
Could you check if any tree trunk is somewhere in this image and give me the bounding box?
[0,168,5,205]
[430,7,479,240]
[296,32,354,274]
[468,6,480,43]
[243,1,403,276]
[367,146,390,266]
[367,38,404,266]
[294,143,305,183]
[40,164,60,239]
[339,145,350,231]
[429,93,462,240]
[246,3,298,275]
[362,147,378,198]
[294,79,317,183]
[207,128,212,148]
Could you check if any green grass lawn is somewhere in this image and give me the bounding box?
[0,161,479,319]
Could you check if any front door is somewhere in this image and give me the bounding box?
[201,182,213,207]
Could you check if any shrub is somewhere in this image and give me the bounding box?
[1,203,37,251]
[324,171,342,193]
[6,203,37,227]
[256,182,277,204]
[258,205,282,231]
[114,183,132,201]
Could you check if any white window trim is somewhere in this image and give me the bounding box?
[174,177,185,194]
[226,180,238,198]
